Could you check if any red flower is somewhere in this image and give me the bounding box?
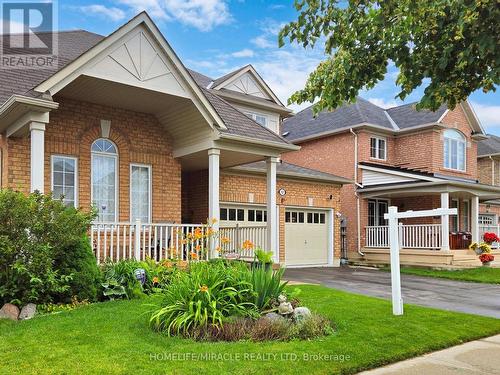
[479,253,495,263]
[483,232,499,244]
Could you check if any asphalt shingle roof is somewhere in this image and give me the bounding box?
[282,97,393,141]
[282,98,450,141]
[230,161,352,184]
[478,134,500,156]
[0,30,290,145]
[386,102,447,129]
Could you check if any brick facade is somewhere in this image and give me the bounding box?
[0,97,182,223]
[282,105,481,253]
[182,171,343,263]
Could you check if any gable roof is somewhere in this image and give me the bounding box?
[282,98,480,142]
[386,102,448,129]
[478,134,500,157]
[0,14,292,147]
[282,97,394,141]
[228,160,352,184]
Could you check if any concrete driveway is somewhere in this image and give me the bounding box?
[284,267,500,318]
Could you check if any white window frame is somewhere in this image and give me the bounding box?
[244,111,268,128]
[91,139,118,223]
[443,129,466,172]
[129,163,152,224]
[479,214,495,226]
[451,199,460,232]
[51,155,78,208]
[463,200,470,232]
[370,136,387,161]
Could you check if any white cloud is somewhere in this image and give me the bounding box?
[470,101,500,130]
[367,98,398,109]
[250,35,274,49]
[117,0,232,31]
[231,48,254,58]
[80,5,127,22]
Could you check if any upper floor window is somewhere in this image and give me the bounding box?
[370,136,386,160]
[244,111,267,127]
[91,139,118,222]
[443,129,465,171]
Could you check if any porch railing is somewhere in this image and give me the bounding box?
[365,224,442,249]
[90,222,208,263]
[90,221,268,263]
[219,224,267,258]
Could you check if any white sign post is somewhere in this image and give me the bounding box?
[384,206,458,316]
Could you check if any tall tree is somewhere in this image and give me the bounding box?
[279,0,499,113]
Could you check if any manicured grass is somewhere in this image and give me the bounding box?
[391,266,500,284]
[1,285,500,375]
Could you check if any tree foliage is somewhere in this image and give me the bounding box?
[279,0,499,113]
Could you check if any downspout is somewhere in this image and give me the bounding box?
[489,156,495,185]
[350,128,364,256]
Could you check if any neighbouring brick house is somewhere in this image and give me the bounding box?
[282,98,500,266]
[0,12,350,267]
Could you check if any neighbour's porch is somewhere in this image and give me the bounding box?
[358,183,500,267]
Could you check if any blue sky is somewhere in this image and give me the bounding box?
[7,0,500,133]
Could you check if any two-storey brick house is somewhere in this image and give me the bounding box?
[0,12,351,268]
[282,98,500,266]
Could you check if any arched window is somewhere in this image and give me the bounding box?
[443,129,466,171]
[91,139,118,222]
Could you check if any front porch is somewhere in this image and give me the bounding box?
[357,184,500,267]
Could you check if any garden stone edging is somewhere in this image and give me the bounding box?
[0,303,20,321]
[19,303,37,320]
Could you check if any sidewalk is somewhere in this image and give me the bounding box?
[359,334,500,374]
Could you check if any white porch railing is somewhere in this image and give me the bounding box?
[90,222,208,263]
[365,224,442,249]
[479,225,500,249]
[219,224,267,258]
[90,221,269,263]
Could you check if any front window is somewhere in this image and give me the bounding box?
[51,155,77,207]
[443,129,466,171]
[450,199,459,232]
[368,199,388,226]
[463,200,470,232]
[370,137,386,160]
[244,111,268,127]
[130,164,151,223]
[91,139,118,222]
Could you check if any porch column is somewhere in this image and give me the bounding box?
[208,148,220,257]
[471,195,479,243]
[266,157,278,262]
[440,192,450,251]
[30,122,46,193]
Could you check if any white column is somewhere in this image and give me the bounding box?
[266,157,278,262]
[441,192,450,251]
[208,149,220,257]
[471,195,479,243]
[30,122,46,193]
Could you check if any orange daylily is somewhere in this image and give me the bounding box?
[190,252,198,259]
[221,237,230,244]
[199,285,208,293]
[152,276,159,284]
[195,244,202,251]
[242,240,254,250]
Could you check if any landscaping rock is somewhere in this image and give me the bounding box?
[19,303,37,320]
[0,303,20,321]
[278,294,287,303]
[293,307,312,322]
[278,301,294,315]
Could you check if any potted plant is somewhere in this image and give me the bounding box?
[479,253,495,266]
[483,232,499,245]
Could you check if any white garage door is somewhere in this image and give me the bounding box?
[285,209,331,266]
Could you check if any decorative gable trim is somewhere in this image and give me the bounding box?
[34,12,226,130]
[212,65,284,107]
[359,164,439,186]
[438,101,485,136]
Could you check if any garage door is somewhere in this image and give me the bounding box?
[285,209,330,266]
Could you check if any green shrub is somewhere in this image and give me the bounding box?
[254,249,274,264]
[0,190,96,306]
[247,267,288,310]
[150,261,258,336]
[101,259,145,299]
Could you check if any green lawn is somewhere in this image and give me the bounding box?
[390,266,500,284]
[2,285,500,375]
